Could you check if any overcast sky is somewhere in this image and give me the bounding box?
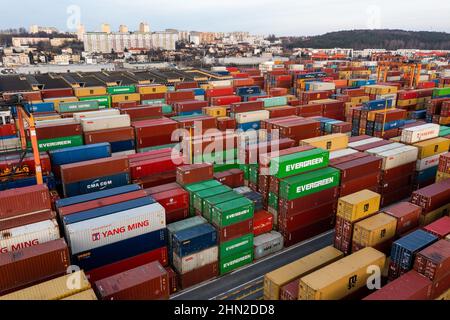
[2,0,449,36]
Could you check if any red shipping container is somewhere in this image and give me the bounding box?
[253,210,274,237]
[280,280,299,300]
[176,163,213,186]
[144,182,180,195]
[165,266,179,294]
[179,262,218,289]
[332,156,382,183]
[363,271,432,300]
[130,155,181,180]
[174,100,208,113]
[438,153,450,173]
[278,202,336,232]
[279,187,339,217]
[95,262,169,300]
[217,117,237,131]
[283,216,334,247]
[84,127,135,144]
[0,184,51,219]
[414,239,450,282]
[411,179,450,213]
[32,122,82,140]
[150,188,189,213]
[140,92,165,101]
[120,106,162,120]
[211,95,241,106]
[57,190,148,217]
[41,88,74,99]
[230,101,264,114]
[133,118,178,148]
[422,216,450,239]
[217,219,253,243]
[3,91,41,102]
[175,82,198,90]
[128,148,173,163]
[0,153,51,177]
[1,210,55,231]
[381,185,414,207]
[381,161,416,182]
[248,95,270,101]
[117,101,138,109]
[383,202,422,237]
[165,91,195,104]
[0,239,70,295]
[134,171,177,189]
[0,124,17,136]
[398,90,420,100]
[233,78,255,87]
[86,247,169,283]
[268,106,297,118]
[166,208,189,224]
[206,87,234,98]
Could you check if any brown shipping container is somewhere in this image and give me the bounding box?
[41,88,74,99]
[120,106,162,120]
[145,182,180,195]
[283,216,334,247]
[32,122,82,140]
[0,184,51,220]
[383,202,422,236]
[411,179,450,213]
[165,266,179,295]
[176,164,213,186]
[339,173,380,197]
[3,91,42,102]
[280,280,299,300]
[1,210,55,231]
[0,239,70,295]
[352,140,394,152]
[378,174,414,194]
[329,152,370,167]
[332,155,382,183]
[179,262,219,289]
[134,171,177,189]
[217,219,253,243]
[348,135,372,143]
[95,262,169,300]
[381,161,416,181]
[60,156,129,184]
[230,101,264,113]
[84,127,135,144]
[279,202,336,232]
[414,240,450,282]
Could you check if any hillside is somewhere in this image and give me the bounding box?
[283,29,450,50]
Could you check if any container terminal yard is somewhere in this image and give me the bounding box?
[0,55,450,302]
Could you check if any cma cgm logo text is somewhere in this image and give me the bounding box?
[87,179,113,190]
[91,220,150,242]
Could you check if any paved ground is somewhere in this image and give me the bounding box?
[171,230,334,300]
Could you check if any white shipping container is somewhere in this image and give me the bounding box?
[194,95,205,101]
[387,76,401,81]
[210,80,233,88]
[330,148,358,160]
[0,137,21,150]
[65,202,166,254]
[0,220,60,254]
[236,110,270,124]
[173,246,218,274]
[35,118,78,127]
[376,94,397,107]
[310,82,336,91]
[73,109,120,121]
[377,146,419,170]
[81,114,131,132]
[254,231,284,260]
[401,124,440,144]
[112,150,136,157]
[348,137,382,148]
[416,153,445,171]
[366,143,405,155]
[289,64,304,71]
[211,66,227,72]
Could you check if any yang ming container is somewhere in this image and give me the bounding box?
[65,202,166,254]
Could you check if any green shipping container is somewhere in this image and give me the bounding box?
[137,143,178,153]
[214,163,240,173]
[142,99,166,105]
[32,135,84,152]
[193,185,232,213]
[57,100,99,113]
[212,197,254,228]
[185,180,222,215]
[219,234,254,259]
[220,249,254,275]
[194,149,237,164]
[279,167,340,201]
[79,95,110,109]
[261,96,288,108]
[239,164,251,180]
[270,148,330,178]
[249,164,259,184]
[433,87,450,98]
[203,192,244,221]
[107,85,136,95]
[268,192,279,210]
[439,126,450,137]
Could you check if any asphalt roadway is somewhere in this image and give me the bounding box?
[171,230,334,300]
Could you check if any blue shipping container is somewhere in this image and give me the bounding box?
[237,121,261,131]
[390,230,438,271]
[363,99,393,111]
[0,174,56,191]
[63,196,155,225]
[56,184,141,208]
[110,140,135,153]
[236,86,261,96]
[72,228,167,271]
[172,223,217,257]
[25,102,55,113]
[49,143,111,166]
[374,120,406,131]
[415,166,438,183]
[62,173,131,198]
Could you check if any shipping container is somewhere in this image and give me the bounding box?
[62,289,98,300]
[301,134,349,152]
[0,184,51,220]
[173,246,218,274]
[95,262,169,300]
[298,248,386,300]
[383,202,422,236]
[352,213,397,248]
[414,239,450,282]
[254,231,284,260]
[172,223,217,258]
[264,246,343,300]
[337,190,381,222]
[211,197,254,228]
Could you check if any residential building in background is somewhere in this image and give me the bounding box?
[77,24,85,41]
[119,25,129,33]
[139,22,150,33]
[101,23,111,34]
[12,37,50,47]
[29,25,58,34]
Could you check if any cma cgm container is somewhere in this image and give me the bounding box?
[264,246,344,300]
[0,239,70,295]
[95,262,169,300]
[299,248,386,300]
[65,202,166,255]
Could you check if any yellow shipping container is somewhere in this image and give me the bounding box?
[204,106,227,118]
[111,93,141,103]
[435,288,450,300]
[350,96,370,105]
[352,213,397,247]
[436,171,450,182]
[137,85,167,95]
[439,116,450,125]
[397,99,418,107]
[389,136,402,142]
[301,133,349,152]
[419,203,450,226]
[43,96,78,108]
[367,109,395,122]
[0,271,91,300]
[337,190,381,222]
[201,84,213,90]
[264,246,344,300]
[62,289,98,300]
[74,86,107,97]
[299,247,386,300]
[413,138,450,159]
